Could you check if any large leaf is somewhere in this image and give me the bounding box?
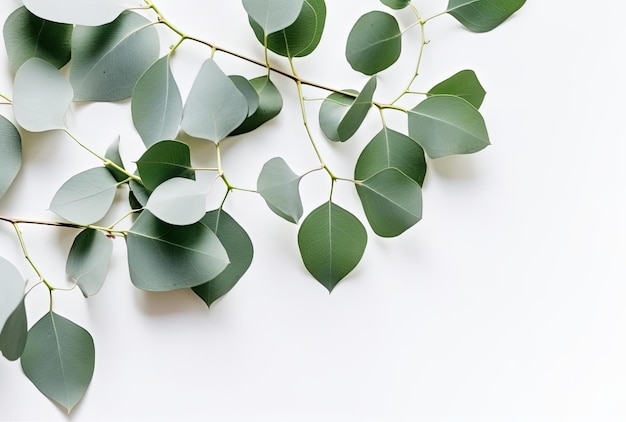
[135,140,195,191]
[132,55,183,147]
[70,11,160,101]
[23,0,132,26]
[145,178,207,226]
[50,167,119,225]
[13,58,73,132]
[380,0,410,9]
[345,11,401,75]
[447,0,526,32]
[242,0,305,35]
[0,299,27,361]
[356,168,422,237]
[181,59,248,143]
[257,157,303,223]
[298,201,367,292]
[126,211,229,291]
[3,6,72,72]
[355,127,426,186]
[192,210,254,308]
[428,69,486,109]
[230,75,283,136]
[66,229,113,297]
[250,0,327,58]
[0,116,22,199]
[407,95,490,158]
[0,257,25,334]
[21,312,94,413]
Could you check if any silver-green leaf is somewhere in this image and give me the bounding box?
[0,116,22,199]
[0,299,27,361]
[66,229,113,297]
[145,177,207,226]
[0,257,25,334]
[242,0,305,35]
[23,0,132,26]
[345,11,401,75]
[257,157,303,223]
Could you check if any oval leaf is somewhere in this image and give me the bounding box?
[135,140,195,191]
[70,11,160,101]
[21,312,94,413]
[298,201,367,292]
[428,69,486,109]
[50,167,119,225]
[242,0,305,35]
[447,0,526,32]
[0,116,22,199]
[3,6,72,72]
[13,58,73,132]
[66,229,113,297]
[126,211,229,291]
[0,299,27,361]
[23,0,132,26]
[145,178,207,226]
[0,257,25,333]
[230,75,283,136]
[257,157,303,223]
[345,11,401,75]
[408,95,490,158]
[132,55,183,147]
[380,0,410,9]
[356,168,423,237]
[230,75,259,117]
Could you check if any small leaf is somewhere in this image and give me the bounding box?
[346,11,401,75]
[104,135,127,182]
[182,59,248,143]
[23,0,132,26]
[0,299,27,361]
[257,157,303,223]
[145,178,207,226]
[21,312,95,413]
[135,140,195,191]
[0,257,25,334]
[50,167,119,225]
[192,210,254,308]
[70,11,160,101]
[13,58,73,132]
[407,95,490,158]
[242,0,305,35]
[129,179,150,209]
[0,116,22,199]
[380,0,410,9]
[132,55,183,147]
[230,75,283,136]
[356,168,422,237]
[428,69,486,109]
[298,201,367,292]
[126,211,229,291]
[230,75,259,117]
[447,0,526,32]
[66,229,113,297]
[3,6,73,72]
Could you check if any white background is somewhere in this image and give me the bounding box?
[1,0,625,421]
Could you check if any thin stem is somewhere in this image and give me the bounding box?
[11,222,54,291]
[0,93,11,102]
[0,216,126,236]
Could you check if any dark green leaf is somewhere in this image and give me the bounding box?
[0,299,27,361]
[104,135,127,182]
[23,0,131,26]
[243,0,305,35]
[428,69,486,109]
[380,0,410,9]
[66,229,113,297]
[257,157,303,223]
[447,0,526,32]
[0,257,25,334]
[230,75,259,117]
[129,179,150,209]
[0,116,22,199]
[345,11,401,75]
[135,140,195,191]
[230,76,283,136]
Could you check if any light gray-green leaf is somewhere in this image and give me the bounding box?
[145,177,207,226]
[230,75,259,117]
[104,135,127,182]
[66,229,113,297]
[23,0,132,26]
[0,299,27,361]
[346,11,401,75]
[257,157,303,223]
[0,116,22,199]
[0,257,25,334]
[242,0,305,35]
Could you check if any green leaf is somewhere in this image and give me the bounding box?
[104,135,127,183]
[298,201,367,292]
[407,95,490,158]
[380,0,410,9]
[0,257,25,334]
[345,11,402,75]
[257,157,303,223]
[356,168,422,237]
[355,127,426,186]
[3,6,72,73]
[66,229,113,297]
[0,299,27,361]
[242,0,305,35]
[192,210,253,308]
[135,140,195,191]
[250,0,327,58]
[0,116,22,199]
[145,178,207,226]
[181,58,248,143]
[447,0,526,32]
[13,58,73,132]
[132,55,183,147]
[23,0,132,26]
[428,69,486,109]
[229,75,259,117]
[129,179,150,209]
[21,312,94,413]
[50,167,119,225]
[230,75,283,136]
[126,211,229,291]
[70,11,160,101]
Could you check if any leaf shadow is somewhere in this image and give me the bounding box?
[133,288,206,316]
[428,155,478,180]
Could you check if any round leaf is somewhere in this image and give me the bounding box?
[447,0,526,32]
[345,11,401,75]
[380,0,410,9]
[230,75,283,136]
[0,299,27,361]
[23,0,132,26]
[145,177,207,226]
[257,157,303,223]
[135,140,195,191]
[242,0,305,35]
[428,69,486,109]
[0,257,25,334]
[66,229,113,297]
[0,116,22,199]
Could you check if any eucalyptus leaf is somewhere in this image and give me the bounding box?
[242,0,304,35]
[129,179,150,209]
[0,299,27,361]
[132,55,183,147]
[0,257,25,334]
[145,178,207,226]
[298,201,367,292]
[192,210,254,308]
[407,95,490,158]
[356,168,422,237]
[66,229,113,297]
[257,157,303,223]
[230,75,259,117]
[70,11,160,101]
[380,0,410,9]
[181,58,248,143]
[428,69,486,109]
[346,11,401,75]
[23,0,132,26]
[230,75,283,136]
[13,58,73,132]
[126,211,229,291]
[50,167,119,225]
[3,6,72,72]
[447,0,526,32]
[21,312,95,413]
[135,140,195,191]
[0,116,22,199]
[104,135,127,183]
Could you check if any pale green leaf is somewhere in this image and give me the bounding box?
[428,69,486,109]
[145,178,207,226]
[66,229,113,297]
[23,0,132,26]
[0,116,22,199]
[230,75,259,117]
[257,157,303,223]
[380,0,410,9]
[0,257,25,334]
[346,11,401,75]
[135,140,195,191]
[242,0,305,35]
[230,75,283,136]
[104,135,127,182]
[447,0,526,32]
[0,299,27,361]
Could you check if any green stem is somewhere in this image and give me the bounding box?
[11,222,54,291]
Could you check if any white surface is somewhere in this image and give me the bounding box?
[1,1,625,421]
